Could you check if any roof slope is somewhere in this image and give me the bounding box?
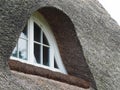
[0,0,120,90]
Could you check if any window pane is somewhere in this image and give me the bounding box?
[34,23,41,43]
[43,33,49,45]
[12,45,18,58]
[18,38,28,60]
[20,25,28,39]
[34,43,41,64]
[43,46,49,66]
[54,58,59,69]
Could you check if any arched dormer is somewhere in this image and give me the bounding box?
[8,7,94,89]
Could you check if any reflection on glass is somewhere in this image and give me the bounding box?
[20,25,28,38]
[34,23,41,43]
[54,58,59,69]
[43,33,49,45]
[43,46,49,66]
[34,43,41,64]
[12,45,18,58]
[18,38,28,60]
[12,25,28,60]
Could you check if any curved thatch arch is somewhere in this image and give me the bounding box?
[8,7,96,89]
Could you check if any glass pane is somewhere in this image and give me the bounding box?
[43,33,49,45]
[54,58,59,69]
[43,46,49,66]
[34,43,41,64]
[34,23,41,43]
[18,38,28,60]
[12,45,18,58]
[20,25,28,39]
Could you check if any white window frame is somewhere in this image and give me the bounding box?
[10,12,67,74]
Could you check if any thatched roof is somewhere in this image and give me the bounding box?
[1,0,120,90]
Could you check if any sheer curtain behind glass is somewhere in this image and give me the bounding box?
[12,26,28,60]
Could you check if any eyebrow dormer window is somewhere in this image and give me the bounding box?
[11,12,67,74]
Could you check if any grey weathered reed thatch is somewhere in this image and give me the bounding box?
[0,0,120,90]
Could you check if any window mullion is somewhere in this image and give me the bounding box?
[50,46,54,68]
[28,18,34,64]
[41,31,43,65]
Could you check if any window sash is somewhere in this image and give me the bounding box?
[10,13,67,74]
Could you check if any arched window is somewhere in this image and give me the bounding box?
[10,12,67,74]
